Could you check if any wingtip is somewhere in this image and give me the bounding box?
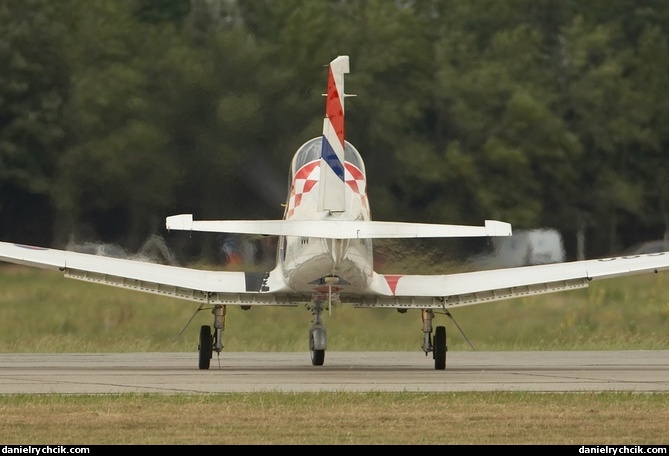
[166,214,193,231]
[484,220,513,237]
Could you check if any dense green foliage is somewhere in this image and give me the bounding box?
[1,0,668,261]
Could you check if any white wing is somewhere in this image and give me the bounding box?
[350,252,669,309]
[0,242,295,306]
[3,241,668,311]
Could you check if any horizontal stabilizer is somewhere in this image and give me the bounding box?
[166,214,512,239]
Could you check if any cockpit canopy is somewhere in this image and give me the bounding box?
[290,137,365,177]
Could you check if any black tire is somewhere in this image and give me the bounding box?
[198,325,212,370]
[434,326,447,370]
[311,349,325,366]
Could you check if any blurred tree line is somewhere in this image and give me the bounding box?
[0,0,667,263]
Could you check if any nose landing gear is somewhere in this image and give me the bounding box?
[308,299,327,366]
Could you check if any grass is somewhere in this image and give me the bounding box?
[1,392,668,444]
[0,265,668,444]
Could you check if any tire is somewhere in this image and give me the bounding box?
[311,349,325,366]
[198,325,212,370]
[434,326,447,370]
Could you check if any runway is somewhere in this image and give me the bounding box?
[0,351,667,393]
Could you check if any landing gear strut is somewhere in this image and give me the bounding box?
[308,299,327,366]
[422,309,447,370]
[198,304,226,370]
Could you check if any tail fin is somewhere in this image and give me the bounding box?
[318,55,350,213]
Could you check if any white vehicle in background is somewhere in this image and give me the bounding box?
[472,229,565,269]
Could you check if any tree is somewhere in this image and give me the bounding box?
[0,0,70,245]
[51,0,185,248]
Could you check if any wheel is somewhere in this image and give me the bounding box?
[433,325,447,370]
[198,325,212,370]
[311,349,325,366]
[309,326,326,366]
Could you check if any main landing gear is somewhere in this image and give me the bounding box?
[422,309,447,370]
[194,303,448,371]
[198,304,225,370]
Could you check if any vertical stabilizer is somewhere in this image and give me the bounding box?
[318,55,349,213]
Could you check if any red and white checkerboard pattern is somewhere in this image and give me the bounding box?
[285,161,368,219]
[345,162,369,215]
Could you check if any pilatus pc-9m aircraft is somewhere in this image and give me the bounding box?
[1,55,669,370]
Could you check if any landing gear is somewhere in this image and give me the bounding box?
[422,309,447,370]
[308,299,327,366]
[198,304,226,370]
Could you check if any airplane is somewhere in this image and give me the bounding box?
[1,55,669,370]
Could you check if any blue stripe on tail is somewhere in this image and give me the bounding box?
[321,136,345,181]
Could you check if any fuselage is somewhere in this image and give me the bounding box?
[279,137,373,295]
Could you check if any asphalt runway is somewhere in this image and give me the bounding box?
[0,351,667,393]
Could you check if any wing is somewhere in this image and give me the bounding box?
[350,252,669,309]
[166,214,512,239]
[0,242,297,306]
